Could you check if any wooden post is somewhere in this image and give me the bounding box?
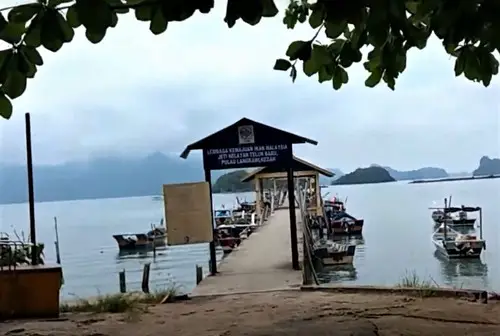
[196,265,203,284]
[287,166,299,270]
[141,263,151,293]
[255,178,262,216]
[204,169,217,275]
[25,113,37,265]
[119,269,126,293]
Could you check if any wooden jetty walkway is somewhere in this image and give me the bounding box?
[192,199,303,296]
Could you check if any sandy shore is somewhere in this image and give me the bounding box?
[1,290,499,335]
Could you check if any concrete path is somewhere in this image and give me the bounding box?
[192,204,303,296]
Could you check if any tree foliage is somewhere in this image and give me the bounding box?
[0,0,499,120]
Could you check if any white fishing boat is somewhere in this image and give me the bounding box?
[430,197,477,226]
[312,238,356,266]
[431,224,485,259]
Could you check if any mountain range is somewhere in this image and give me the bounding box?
[1,153,499,204]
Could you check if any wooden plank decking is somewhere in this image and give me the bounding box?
[192,200,303,296]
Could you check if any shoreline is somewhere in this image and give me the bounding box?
[3,288,499,335]
[409,174,500,184]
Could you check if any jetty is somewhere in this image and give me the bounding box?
[192,199,303,295]
[192,155,335,295]
[179,117,336,296]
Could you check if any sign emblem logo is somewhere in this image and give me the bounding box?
[238,125,255,144]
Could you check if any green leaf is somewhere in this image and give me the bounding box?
[66,6,81,28]
[365,68,383,87]
[308,6,324,29]
[7,4,42,23]
[318,65,332,83]
[382,71,396,90]
[331,75,342,90]
[261,0,278,17]
[150,8,168,35]
[40,10,65,52]
[283,10,298,29]
[107,0,130,14]
[454,50,466,76]
[75,0,113,43]
[303,59,318,76]
[17,53,37,78]
[110,12,119,27]
[338,66,348,84]
[55,11,75,43]
[311,44,331,66]
[85,29,106,44]
[3,66,27,100]
[0,13,7,33]
[325,20,347,39]
[20,45,43,66]
[273,58,292,71]
[238,1,264,26]
[135,5,154,21]
[462,49,480,81]
[0,91,12,119]
[286,40,311,61]
[0,22,27,44]
[24,14,43,47]
[331,66,348,90]
[303,44,330,77]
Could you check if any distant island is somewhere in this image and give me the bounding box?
[409,174,500,184]
[1,153,499,204]
[0,152,228,204]
[381,166,448,180]
[332,166,396,185]
[473,156,500,176]
[212,170,252,193]
[409,156,500,184]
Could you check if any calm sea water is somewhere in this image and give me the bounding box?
[0,179,499,299]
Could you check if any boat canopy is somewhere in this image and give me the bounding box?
[444,206,481,213]
[214,209,232,218]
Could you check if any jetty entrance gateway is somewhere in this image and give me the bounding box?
[180,118,318,274]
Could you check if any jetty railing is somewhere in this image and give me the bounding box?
[295,181,320,285]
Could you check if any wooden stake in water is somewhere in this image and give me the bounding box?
[119,270,126,293]
[54,217,61,264]
[142,263,151,293]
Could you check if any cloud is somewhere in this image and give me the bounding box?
[0,2,499,172]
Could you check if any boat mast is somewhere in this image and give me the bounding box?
[443,198,448,241]
[479,207,483,240]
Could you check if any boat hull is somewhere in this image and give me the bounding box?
[432,239,484,259]
[434,218,476,226]
[113,236,166,251]
[331,219,364,235]
[314,245,356,266]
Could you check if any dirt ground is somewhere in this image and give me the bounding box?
[1,290,500,336]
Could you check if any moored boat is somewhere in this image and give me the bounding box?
[113,224,166,251]
[313,239,356,266]
[214,209,234,226]
[431,206,477,226]
[431,224,485,259]
[214,225,243,254]
[324,197,364,235]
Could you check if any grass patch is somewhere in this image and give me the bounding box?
[60,285,181,314]
[396,270,438,297]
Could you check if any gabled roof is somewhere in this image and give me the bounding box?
[241,156,334,182]
[180,117,317,159]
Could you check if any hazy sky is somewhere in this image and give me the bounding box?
[0,2,499,172]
